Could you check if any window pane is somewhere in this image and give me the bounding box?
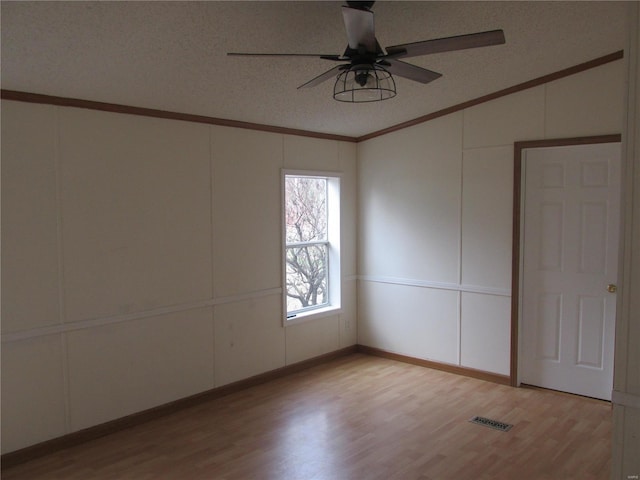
[285,177,327,243]
[286,244,328,312]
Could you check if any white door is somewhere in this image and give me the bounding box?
[520,142,620,400]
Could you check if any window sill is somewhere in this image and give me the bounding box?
[285,305,341,326]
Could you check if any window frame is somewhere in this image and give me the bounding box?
[281,169,341,325]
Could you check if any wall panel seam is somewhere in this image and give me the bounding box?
[53,105,72,435]
[208,125,216,389]
[458,127,464,367]
[208,125,216,304]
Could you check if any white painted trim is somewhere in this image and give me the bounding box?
[1,276,360,344]
[285,305,342,326]
[1,287,283,344]
[459,283,511,297]
[612,390,640,409]
[282,168,344,179]
[4,276,505,343]
[358,275,511,297]
[1,301,213,343]
[517,151,529,388]
[215,287,283,306]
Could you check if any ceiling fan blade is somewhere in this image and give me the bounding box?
[385,29,505,59]
[298,65,345,89]
[342,5,376,52]
[227,53,343,61]
[383,59,442,84]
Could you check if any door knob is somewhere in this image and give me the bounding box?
[607,284,617,293]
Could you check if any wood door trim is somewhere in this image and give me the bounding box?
[510,134,622,386]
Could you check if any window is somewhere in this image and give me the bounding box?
[283,171,340,321]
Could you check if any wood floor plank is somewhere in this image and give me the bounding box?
[2,354,612,479]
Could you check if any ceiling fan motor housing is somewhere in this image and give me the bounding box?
[346,1,375,11]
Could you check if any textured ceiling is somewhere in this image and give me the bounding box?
[0,1,629,138]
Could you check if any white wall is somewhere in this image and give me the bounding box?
[358,59,625,376]
[0,102,357,453]
[0,53,628,460]
[612,3,640,476]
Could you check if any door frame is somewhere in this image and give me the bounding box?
[510,134,622,387]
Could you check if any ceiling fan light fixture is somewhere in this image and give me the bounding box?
[333,64,396,103]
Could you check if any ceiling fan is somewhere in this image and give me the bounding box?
[228,1,506,102]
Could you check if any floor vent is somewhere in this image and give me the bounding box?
[469,416,513,432]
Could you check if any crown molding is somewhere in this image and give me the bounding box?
[1,50,623,143]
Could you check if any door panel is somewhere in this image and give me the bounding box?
[536,292,562,362]
[521,142,620,400]
[539,202,564,271]
[577,295,605,368]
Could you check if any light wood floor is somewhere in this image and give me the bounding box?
[2,354,612,480]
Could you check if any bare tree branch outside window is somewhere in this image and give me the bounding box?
[285,176,329,313]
